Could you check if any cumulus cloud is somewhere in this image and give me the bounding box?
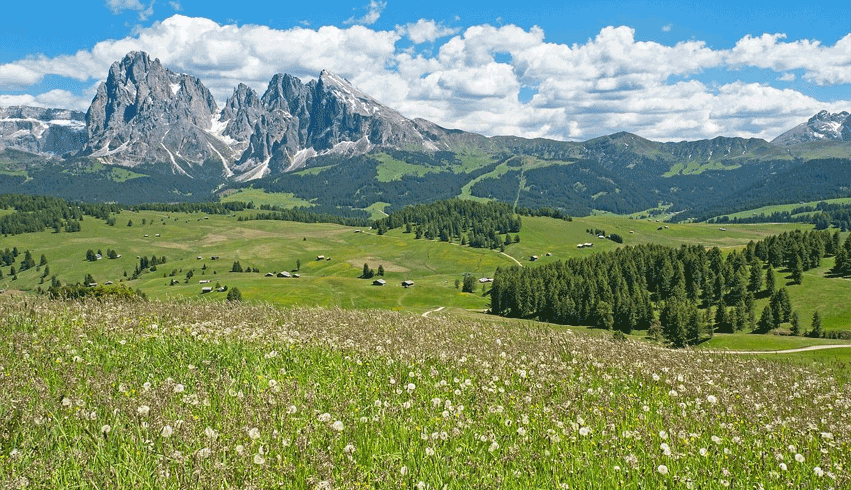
[662,24,673,32]
[1,15,848,141]
[727,33,851,85]
[399,19,460,44]
[344,1,386,26]
[169,1,181,10]
[0,89,92,112]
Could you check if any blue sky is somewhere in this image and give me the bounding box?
[1,0,849,141]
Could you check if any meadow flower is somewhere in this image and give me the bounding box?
[344,444,355,454]
[204,427,217,440]
[253,454,265,465]
[425,447,435,456]
[660,443,671,456]
[659,430,668,440]
[706,395,718,404]
[406,382,416,392]
[657,465,669,475]
[795,453,805,463]
[489,441,499,452]
[331,421,345,431]
[579,427,590,436]
[161,425,173,438]
[101,425,111,435]
[198,447,211,458]
[137,405,150,416]
[248,427,261,440]
[61,397,72,407]
[235,444,245,455]
[318,413,331,422]
[779,463,787,471]
[400,465,408,476]
[814,466,824,477]
[173,384,185,393]
[287,405,297,414]
[517,427,527,437]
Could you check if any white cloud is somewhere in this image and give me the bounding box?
[662,24,673,32]
[778,72,796,82]
[105,0,144,15]
[344,1,386,26]
[169,1,181,10]
[138,1,155,21]
[399,19,460,44]
[0,89,92,112]
[2,16,848,142]
[727,33,851,85]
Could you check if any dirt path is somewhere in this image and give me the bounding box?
[422,306,445,317]
[704,344,851,355]
[498,250,523,267]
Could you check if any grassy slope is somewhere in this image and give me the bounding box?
[220,188,315,208]
[716,197,851,220]
[1,212,848,351]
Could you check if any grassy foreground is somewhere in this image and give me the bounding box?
[1,296,848,488]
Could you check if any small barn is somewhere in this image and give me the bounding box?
[265,272,275,277]
[201,287,213,294]
[402,280,414,288]
[277,271,291,278]
[530,255,539,261]
[373,279,387,286]
[316,255,325,261]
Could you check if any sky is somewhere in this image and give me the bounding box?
[1,0,849,142]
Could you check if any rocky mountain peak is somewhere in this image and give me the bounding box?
[0,106,87,155]
[82,51,225,175]
[772,110,851,146]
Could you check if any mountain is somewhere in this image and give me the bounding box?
[0,106,87,155]
[772,110,851,146]
[75,51,452,180]
[81,51,227,177]
[0,51,848,218]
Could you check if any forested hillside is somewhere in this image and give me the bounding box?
[490,228,850,345]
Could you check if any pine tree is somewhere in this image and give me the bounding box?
[377,264,385,276]
[765,267,776,295]
[810,311,823,338]
[757,305,773,333]
[790,311,801,336]
[748,263,763,292]
[792,260,803,285]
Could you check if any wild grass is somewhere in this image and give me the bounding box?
[1,296,848,488]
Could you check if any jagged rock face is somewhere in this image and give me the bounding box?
[772,110,851,146]
[83,51,226,175]
[232,70,445,180]
[0,106,87,155]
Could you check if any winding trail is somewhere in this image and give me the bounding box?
[422,306,445,317]
[498,250,524,267]
[703,344,851,355]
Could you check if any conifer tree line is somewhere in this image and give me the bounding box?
[490,228,848,345]
[374,199,522,250]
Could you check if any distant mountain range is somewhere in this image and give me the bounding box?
[0,51,848,218]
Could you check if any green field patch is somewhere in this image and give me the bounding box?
[716,197,851,221]
[663,160,742,177]
[373,153,447,182]
[220,188,315,208]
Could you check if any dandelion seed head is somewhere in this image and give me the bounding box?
[161,425,173,438]
[331,421,345,431]
[657,464,669,475]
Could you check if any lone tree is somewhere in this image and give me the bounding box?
[461,274,476,293]
[227,287,242,302]
[810,311,823,338]
[377,264,385,276]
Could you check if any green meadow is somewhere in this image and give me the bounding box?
[1,209,848,350]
